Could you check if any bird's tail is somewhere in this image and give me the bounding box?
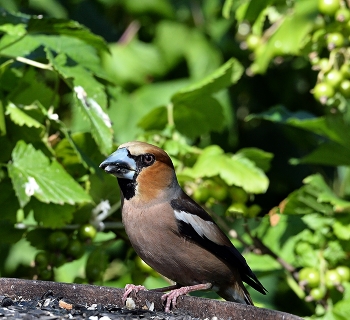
[218,281,254,305]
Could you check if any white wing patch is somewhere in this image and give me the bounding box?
[174,210,225,245]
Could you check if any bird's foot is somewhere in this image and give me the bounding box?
[161,283,212,312]
[122,284,147,304]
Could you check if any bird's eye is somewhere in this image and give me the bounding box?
[141,154,155,166]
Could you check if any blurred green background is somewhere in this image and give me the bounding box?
[1,0,350,319]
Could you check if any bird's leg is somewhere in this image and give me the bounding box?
[149,284,181,293]
[122,284,147,303]
[161,283,212,312]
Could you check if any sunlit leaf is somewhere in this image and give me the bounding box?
[8,141,92,207]
[236,148,273,172]
[5,102,44,129]
[252,0,318,73]
[73,86,113,155]
[184,145,269,193]
[333,298,350,320]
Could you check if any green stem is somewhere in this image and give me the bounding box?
[167,102,174,127]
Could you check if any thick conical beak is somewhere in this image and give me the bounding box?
[99,148,136,180]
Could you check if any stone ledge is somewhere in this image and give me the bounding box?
[0,278,303,320]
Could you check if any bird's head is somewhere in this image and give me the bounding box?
[100,141,179,202]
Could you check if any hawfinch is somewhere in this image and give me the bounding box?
[100,141,267,312]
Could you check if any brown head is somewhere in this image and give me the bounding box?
[100,141,179,203]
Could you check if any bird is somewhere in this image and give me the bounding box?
[99,141,267,312]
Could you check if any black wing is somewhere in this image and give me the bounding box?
[170,192,267,295]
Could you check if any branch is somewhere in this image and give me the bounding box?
[243,223,297,275]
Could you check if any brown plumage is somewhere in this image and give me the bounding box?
[100,141,267,311]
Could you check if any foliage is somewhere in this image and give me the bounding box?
[0,0,350,318]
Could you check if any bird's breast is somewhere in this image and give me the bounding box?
[121,199,236,287]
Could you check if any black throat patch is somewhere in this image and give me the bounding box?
[117,177,136,200]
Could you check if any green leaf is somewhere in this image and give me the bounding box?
[0,23,26,36]
[333,298,350,320]
[333,216,350,240]
[283,174,350,215]
[89,172,120,204]
[301,213,333,231]
[154,21,192,68]
[7,68,59,109]
[173,96,225,138]
[137,106,168,131]
[247,105,316,125]
[244,252,281,271]
[236,147,273,172]
[29,0,67,19]
[185,145,269,193]
[36,35,110,81]
[172,58,244,103]
[46,50,107,108]
[324,241,346,265]
[26,229,52,250]
[102,38,167,86]
[5,102,44,129]
[29,199,75,229]
[8,141,92,207]
[295,241,319,267]
[222,0,235,19]
[109,80,189,142]
[0,34,40,57]
[27,17,109,53]
[252,0,318,73]
[55,131,101,175]
[251,214,306,265]
[242,0,273,24]
[170,58,243,138]
[249,106,350,166]
[184,29,222,80]
[0,8,30,26]
[293,141,350,166]
[154,21,222,80]
[0,100,6,136]
[305,174,350,212]
[73,86,113,155]
[124,0,174,18]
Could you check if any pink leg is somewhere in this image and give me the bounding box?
[122,284,147,303]
[161,283,212,312]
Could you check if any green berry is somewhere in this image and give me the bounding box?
[246,34,262,51]
[193,185,210,203]
[325,70,343,88]
[299,267,321,288]
[66,239,84,259]
[35,252,50,268]
[38,268,53,280]
[78,224,97,241]
[51,252,66,267]
[336,266,350,282]
[49,231,69,250]
[339,80,350,98]
[325,269,341,288]
[340,64,350,78]
[327,32,345,49]
[313,82,335,102]
[335,8,350,22]
[310,287,326,300]
[318,0,340,16]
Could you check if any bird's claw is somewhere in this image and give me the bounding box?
[122,284,147,304]
[161,287,189,312]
